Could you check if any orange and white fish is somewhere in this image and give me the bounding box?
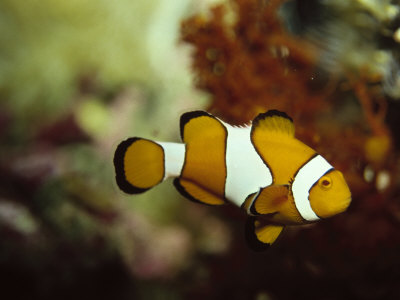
[114,110,351,250]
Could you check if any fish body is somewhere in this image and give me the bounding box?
[114,110,351,250]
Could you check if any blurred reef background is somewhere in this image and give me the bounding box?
[1,0,400,299]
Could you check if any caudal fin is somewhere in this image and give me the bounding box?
[113,137,165,194]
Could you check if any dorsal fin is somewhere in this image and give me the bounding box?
[180,110,218,142]
[251,110,295,137]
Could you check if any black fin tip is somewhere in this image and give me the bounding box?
[179,110,214,140]
[113,137,150,194]
[253,110,293,126]
[173,178,222,206]
[245,217,271,252]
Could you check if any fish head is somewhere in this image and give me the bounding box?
[308,169,352,219]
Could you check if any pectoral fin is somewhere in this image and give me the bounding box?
[245,217,284,251]
[248,185,289,215]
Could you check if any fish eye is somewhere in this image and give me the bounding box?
[319,176,332,190]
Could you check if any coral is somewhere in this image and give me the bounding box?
[182,0,398,198]
[2,0,400,299]
[182,0,327,124]
[180,0,400,298]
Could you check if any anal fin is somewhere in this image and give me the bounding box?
[245,217,284,251]
[173,178,225,206]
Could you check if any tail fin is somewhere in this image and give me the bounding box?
[113,137,165,194]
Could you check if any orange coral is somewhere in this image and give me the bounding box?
[182,0,327,124]
[182,0,398,255]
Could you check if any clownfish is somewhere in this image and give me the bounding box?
[113,110,351,250]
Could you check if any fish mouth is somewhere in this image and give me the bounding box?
[340,196,352,213]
